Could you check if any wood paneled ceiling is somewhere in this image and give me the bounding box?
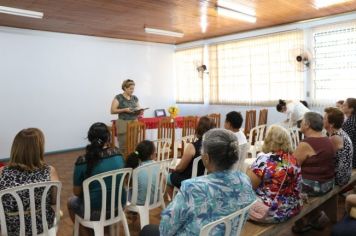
[0,0,356,44]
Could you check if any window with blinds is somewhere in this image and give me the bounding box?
[209,31,304,105]
[175,47,204,103]
[312,21,356,105]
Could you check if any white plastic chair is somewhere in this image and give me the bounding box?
[0,181,61,236]
[233,143,250,171]
[191,156,207,178]
[199,200,256,236]
[288,127,300,151]
[126,160,170,229]
[74,168,132,236]
[248,125,267,159]
[173,156,207,198]
[153,138,172,161]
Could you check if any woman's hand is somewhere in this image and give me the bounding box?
[124,107,133,113]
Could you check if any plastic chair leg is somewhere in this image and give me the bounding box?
[121,213,131,235]
[74,218,79,236]
[93,224,104,236]
[138,207,150,229]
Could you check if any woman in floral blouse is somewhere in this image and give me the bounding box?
[140,129,256,236]
[247,125,302,223]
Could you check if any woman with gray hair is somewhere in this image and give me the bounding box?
[140,128,256,236]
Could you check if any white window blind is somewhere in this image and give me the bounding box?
[312,21,356,106]
[209,31,304,105]
[175,47,204,103]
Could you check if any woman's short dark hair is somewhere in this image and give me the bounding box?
[225,111,243,129]
[195,116,216,139]
[346,98,356,115]
[85,122,111,177]
[121,79,135,90]
[126,140,155,169]
[324,107,344,129]
[276,99,286,112]
[202,128,239,171]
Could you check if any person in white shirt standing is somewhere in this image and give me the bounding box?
[224,111,247,145]
[276,100,310,128]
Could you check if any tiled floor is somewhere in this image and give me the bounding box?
[45,150,345,236]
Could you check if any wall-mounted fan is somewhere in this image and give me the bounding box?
[288,48,313,72]
[194,60,208,78]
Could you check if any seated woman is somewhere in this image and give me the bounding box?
[247,125,302,223]
[342,98,356,168]
[294,112,336,196]
[125,140,159,205]
[0,128,59,235]
[67,122,125,235]
[140,129,256,236]
[169,116,215,188]
[292,112,336,233]
[324,107,353,186]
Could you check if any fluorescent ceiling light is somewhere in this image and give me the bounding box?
[0,6,43,19]
[217,7,256,23]
[217,0,256,16]
[144,27,184,38]
[314,0,352,8]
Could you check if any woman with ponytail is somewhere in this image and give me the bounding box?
[67,122,125,234]
[126,140,158,205]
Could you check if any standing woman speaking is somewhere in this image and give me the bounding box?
[111,79,141,155]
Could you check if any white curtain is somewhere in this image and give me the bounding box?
[209,30,304,105]
[175,47,204,103]
[311,21,356,106]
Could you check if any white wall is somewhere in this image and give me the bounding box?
[0,27,175,159]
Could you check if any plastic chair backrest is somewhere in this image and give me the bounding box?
[248,125,267,145]
[82,168,132,221]
[233,143,250,171]
[192,156,207,178]
[0,181,61,236]
[288,127,300,151]
[153,138,172,161]
[130,160,170,208]
[199,200,256,236]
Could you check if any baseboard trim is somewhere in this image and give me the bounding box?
[0,146,85,162]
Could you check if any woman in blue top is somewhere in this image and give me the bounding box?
[140,129,256,236]
[126,140,159,205]
[67,122,125,236]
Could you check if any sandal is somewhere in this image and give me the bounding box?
[291,224,313,234]
[309,211,330,230]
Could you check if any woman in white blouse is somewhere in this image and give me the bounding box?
[276,99,310,128]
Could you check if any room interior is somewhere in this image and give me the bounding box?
[0,1,356,235]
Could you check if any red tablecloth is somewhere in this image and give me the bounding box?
[139,116,184,129]
[0,162,5,168]
[111,116,185,136]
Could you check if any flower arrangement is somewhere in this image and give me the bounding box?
[168,105,180,118]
